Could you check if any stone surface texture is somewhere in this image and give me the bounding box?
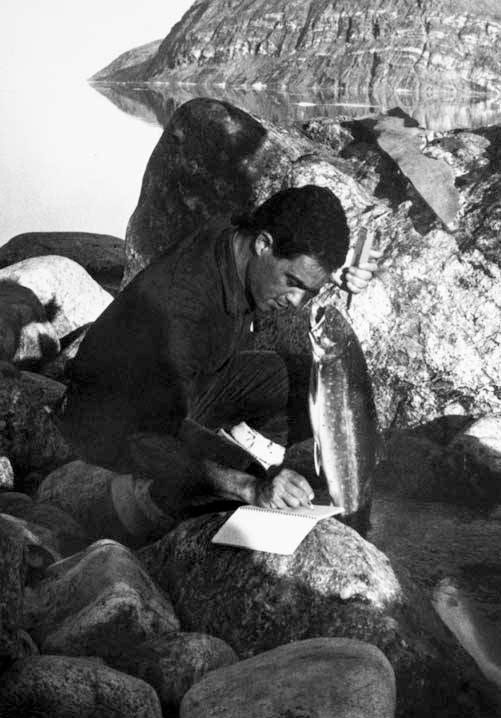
[179,637,396,718]
[120,98,501,430]
[110,632,238,713]
[0,231,125,288]
[0,515,24,664]
[0,654,162,718]
[23,539,179,659]
[0,255,113,339]
[138,512,495,717]
[94,0,501,103]
[0,374,73,482]
[37,460,171,546]
[0,455,14,489]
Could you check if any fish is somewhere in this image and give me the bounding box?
[308,284,378,535]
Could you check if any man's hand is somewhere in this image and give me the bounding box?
[255,468,315,510]
[331,248,383,294]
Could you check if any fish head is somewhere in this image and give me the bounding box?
[308,284,353,360]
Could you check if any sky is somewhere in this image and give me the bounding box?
[0,0,194,87]
[0,1,195,242]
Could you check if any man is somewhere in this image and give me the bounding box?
[60,185,379,516]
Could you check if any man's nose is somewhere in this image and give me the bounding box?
[287,289,307,308]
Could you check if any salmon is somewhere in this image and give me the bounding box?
[308,285,378,535]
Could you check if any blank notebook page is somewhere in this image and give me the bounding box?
[211,504,342,555]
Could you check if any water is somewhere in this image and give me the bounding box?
[2,78,501,249]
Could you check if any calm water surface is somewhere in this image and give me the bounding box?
[2,79,500,247]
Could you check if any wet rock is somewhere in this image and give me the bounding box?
[139,512,496,717]
[0,231,125,293]
[0,255,113,339]
[111,632,238,713]
[180,637,396,718]
[0,455,14,489]
[0,279,60,365]
[24,539,179,659]
[0,515,24,664]
[0,374,73,484]
[0,654,162,718]
[37,460,172,546]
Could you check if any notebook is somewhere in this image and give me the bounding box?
[211,503,343,555]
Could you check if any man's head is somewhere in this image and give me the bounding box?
[234,185,350,312]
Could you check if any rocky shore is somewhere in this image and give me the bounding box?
[1,97,501,717]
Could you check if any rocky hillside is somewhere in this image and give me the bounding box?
[92,0,501,101]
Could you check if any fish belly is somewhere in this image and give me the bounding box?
[310,357,375,516]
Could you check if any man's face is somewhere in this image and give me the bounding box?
[247,234,330,313]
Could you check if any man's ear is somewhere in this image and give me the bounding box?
[254,231,274,256]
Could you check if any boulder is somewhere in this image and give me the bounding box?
[0,491,33,514]
[0,231,125,293]
[0,255,113,339]
[119,98,501,429]
[40,323,91,382]
[18,370,66,408]
[23,539,179,659]
[110,632,238,713]
[138,513,496,717]
[0,455,14,489]
[179,637,396,718]
[0,374,73,485]
[0,654,162,718]
[0,512,61,572]
[0,515,24,665]
[37,460,172,546]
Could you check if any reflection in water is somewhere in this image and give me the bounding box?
[91,81,501,132]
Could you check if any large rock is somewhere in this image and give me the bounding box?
[111,632,238,714]
[23,539,179,659]
[38,460,172,546]
[0,374,73,485]
[120,98,501,429]
[93,1,501,104]
[138,513,497,717]
[0,655,162,718]
[0,231,125,293]
[0,515,24,665]
[12,502,88,557]
[0,255,113,339]
[179,637,396,718]
[0,456,14,489]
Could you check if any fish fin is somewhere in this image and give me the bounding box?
[314,438,322,477]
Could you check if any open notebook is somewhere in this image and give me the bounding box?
[211,504,343,555]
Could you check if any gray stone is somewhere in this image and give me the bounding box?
[0,491,33,514]
[0,455,14,489]
[111,632,238,713]
[0,654,162,718]
[37,460,173,546]
[14,502,88,557]
[24,538,179,659]
[19,370,66,408]
[0,374,73,482]
[0,512,61,571]
[0,231,125,292]
[0,255,113,339]
[180,637,396,718]
[139,512,495,717]
[0,515,24,664]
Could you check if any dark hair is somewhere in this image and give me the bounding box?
[233,185,350,271]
